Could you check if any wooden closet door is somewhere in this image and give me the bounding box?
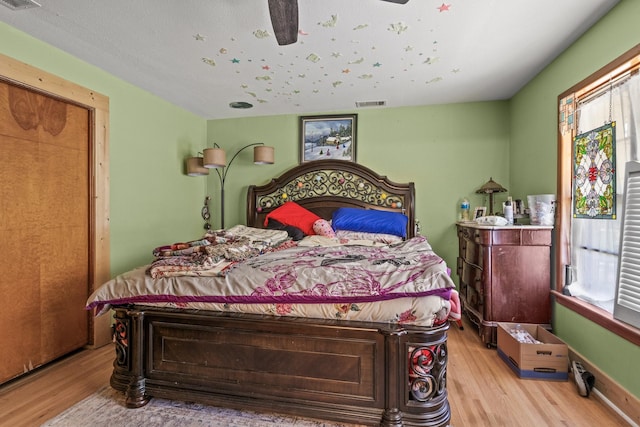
[0,81,90,384]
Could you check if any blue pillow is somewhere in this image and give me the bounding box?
[332,208,408,238]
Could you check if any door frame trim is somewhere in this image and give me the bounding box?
[0,53,111,347]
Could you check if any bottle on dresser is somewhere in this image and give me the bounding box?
[460,198,470,221]
[504,196,514,225]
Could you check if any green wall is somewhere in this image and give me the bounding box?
[2,0,638,403]
[0,22,208,276]
[509,0,640,398]
[207,102,510,271]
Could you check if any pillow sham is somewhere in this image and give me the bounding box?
[334,229,403,244]
[264,201,321,236]
[332,207,408,238]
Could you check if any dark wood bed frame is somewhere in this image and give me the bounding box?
[110,160,451,426]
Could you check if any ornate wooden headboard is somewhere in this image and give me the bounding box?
[246,159,415,238]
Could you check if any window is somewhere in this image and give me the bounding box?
[615,161,640,329]
[556,44,640,345]
[565,73,638,312]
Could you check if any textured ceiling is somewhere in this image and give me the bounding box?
[0,0,619,119]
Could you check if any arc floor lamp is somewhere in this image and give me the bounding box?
[186,143,274,229]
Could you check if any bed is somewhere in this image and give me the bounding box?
[87,160,456,427]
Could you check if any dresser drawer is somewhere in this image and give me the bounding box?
[460,260,483,293]
[458,225,492,246]
[487,228,552,246]
[458,227,484,266]
[461,240,482,266]
[458,225,473,241]
[465,283,484,313]
[458,225,552,247]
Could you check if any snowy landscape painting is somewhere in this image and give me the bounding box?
[299,114,357,163]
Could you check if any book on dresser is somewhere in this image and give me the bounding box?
[456,222,553,347]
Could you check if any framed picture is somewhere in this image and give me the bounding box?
[299,114,357,163]
[474,206,487,219]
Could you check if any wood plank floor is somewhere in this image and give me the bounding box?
[0,316,628,427]
[447,318,627,426]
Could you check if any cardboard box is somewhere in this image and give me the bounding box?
[497,323,568,381]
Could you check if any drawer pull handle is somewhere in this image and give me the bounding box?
[536,350,552,356]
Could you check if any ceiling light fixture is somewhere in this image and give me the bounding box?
[0,0,40,10]
[229,102,253,109]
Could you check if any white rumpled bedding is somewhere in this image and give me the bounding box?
[86,235,456,327]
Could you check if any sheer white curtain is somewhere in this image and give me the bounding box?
[567,74,640,312]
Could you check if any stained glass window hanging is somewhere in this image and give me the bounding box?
[573,122,616,219]
[559,94,575,136]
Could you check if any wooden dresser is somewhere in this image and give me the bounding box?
[456,223,553,347]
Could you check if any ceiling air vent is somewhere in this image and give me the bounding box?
[355,100,386,108]
[0,0,40,10]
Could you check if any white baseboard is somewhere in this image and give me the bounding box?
[570,348,640,426]
[591,388,639,427]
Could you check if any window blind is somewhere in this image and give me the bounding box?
[614,161,640,328]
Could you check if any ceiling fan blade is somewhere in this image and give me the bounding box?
[381,0,410,3]
[268,0,299,46]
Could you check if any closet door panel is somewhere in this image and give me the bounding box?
[0,134,43,382]
[38,100,89,362]
[0,81,90,384]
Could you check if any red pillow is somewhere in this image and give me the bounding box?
[264,201,321,236]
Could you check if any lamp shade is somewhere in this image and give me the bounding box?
[476,177,507,215]
[186,157,209,176]
[476,177,507,194]
[254,145,275,164]
[203,147,226,168]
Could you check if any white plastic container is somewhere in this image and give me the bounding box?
[527,194,556,225]
[504,197,514,225]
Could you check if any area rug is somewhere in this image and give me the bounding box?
[41,386,361,427]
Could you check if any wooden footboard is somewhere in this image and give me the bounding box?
[110,306,450,427]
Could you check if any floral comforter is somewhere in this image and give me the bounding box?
[86,231,457,327]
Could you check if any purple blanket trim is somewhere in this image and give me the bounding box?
[86,287,452,312]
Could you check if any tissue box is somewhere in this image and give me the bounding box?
[497,323,568,381]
